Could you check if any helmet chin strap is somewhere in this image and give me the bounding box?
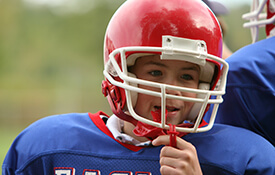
[133,109,194,147]
[133,110,168,140]
[167,124,179,147]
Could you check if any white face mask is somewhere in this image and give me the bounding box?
[104,36,229,134]
[242,0,275,43]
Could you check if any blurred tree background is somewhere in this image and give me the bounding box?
[0,0,125,167]
[0,0,266,169]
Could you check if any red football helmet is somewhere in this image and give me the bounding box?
[101,0,228,135]
[243,0,275,43]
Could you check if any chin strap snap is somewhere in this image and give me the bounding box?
[167,124,179,147]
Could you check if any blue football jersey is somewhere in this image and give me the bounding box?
[215,37,275,146]
[2,112,275,175]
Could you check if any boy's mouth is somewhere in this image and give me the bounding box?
[154,106,179,112]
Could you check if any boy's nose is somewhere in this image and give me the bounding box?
[165,87,182,96]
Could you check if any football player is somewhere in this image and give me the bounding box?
[216,0,275,146]
[3,0,275,174]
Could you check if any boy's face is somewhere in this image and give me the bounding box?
[130,55,200,125]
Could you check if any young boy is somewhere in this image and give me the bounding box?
[3,0,275,174]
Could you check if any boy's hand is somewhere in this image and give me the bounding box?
[152,135,202,175]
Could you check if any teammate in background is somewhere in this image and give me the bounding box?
[2,0,275,174]
[216,0,275,146]
[202,0,233,59]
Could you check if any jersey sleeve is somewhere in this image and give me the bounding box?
[2,113,95,174]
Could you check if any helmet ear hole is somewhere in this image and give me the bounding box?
[187,83,210,121]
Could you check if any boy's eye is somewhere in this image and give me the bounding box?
[181,74,193,80]
[149,70,162,76]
